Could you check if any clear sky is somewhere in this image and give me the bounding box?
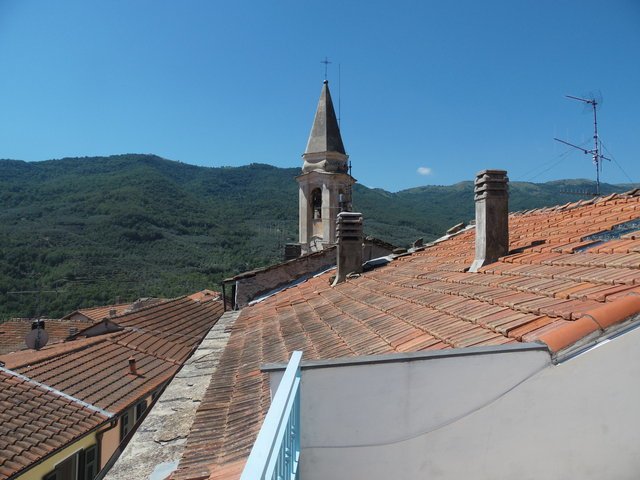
[0,0,638,191]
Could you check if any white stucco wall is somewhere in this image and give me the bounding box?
[283,327,640,480]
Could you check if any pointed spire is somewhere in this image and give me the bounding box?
[305,80,346,155]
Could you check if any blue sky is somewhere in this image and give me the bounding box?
[0,0,638,191]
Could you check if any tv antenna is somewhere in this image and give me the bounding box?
[554,94,611,196]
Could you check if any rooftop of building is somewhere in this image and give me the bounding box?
[0,367,109,480]
[166,190,640,479]
[0,291,225,480]
[0,318,91,355]
[63,302,135,322]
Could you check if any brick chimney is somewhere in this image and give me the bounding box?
[128,357,138,376]
[333,212,363,285]
[469,169,509,273]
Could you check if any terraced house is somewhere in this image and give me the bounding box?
[0,291,224,480]
[106,80,640,480]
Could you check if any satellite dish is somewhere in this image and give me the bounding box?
[26,327,49,350]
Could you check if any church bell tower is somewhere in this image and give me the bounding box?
[297,80,355,254]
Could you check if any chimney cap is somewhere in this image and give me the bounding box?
[476,169,507,176]
[333,212,364,285]
[128,356,138,376]
[337,211,363,219]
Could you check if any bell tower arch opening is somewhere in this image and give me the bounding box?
[311,188,322,219]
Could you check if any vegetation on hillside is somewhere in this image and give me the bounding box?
[0,154,633,320]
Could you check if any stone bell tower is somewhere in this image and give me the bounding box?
[297,80,355,255]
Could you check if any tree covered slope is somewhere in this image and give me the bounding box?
[0,154,632,319]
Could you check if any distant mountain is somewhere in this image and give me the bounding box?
[0,154,634,319]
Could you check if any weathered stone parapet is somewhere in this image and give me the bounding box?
[469,170,509,273]
[225,247,337,309]
[104,310,239,480]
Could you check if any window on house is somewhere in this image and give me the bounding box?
[42,445,98,480]
[84,445,98,480]
[120,410,132,440]
[134,400,147,422]
[311,188,322,219]
[43,452,76,480]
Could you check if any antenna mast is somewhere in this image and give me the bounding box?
[554,94,611,196]
[338,63,341,126]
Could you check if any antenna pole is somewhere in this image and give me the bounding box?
[592,99,600,196]
[338,63,341,127]
[555,94,610,196]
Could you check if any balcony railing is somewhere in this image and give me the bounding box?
[241,351,302,480]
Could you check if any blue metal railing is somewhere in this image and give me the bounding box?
[241,351,302,480]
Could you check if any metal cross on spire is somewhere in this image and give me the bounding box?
[320,56,332,80]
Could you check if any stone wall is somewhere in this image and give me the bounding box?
[229,247,337,308]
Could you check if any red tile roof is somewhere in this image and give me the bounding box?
[63,303,133,322]
[0,368,108,480]
[6,335,180,413]
[188,289,220,302]
[0,296,224,415]
[0,319,91,355]
[170,191,640,480]
[0,293,224,479]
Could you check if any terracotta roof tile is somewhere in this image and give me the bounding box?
[0,296,224,415]
[579,295,640,330]
[63,302,133,322]
[172,194,640,480]
[0,319,92,355]
[0,369,108,480]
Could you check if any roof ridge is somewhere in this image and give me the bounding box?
[3,317,89,323]
[0,365,113,417]
[62,302,132,320]
[78,302,132,313]
[594,192,620,204]
[623,187,640,196]
[508,189,636,217]
[111,329,184,365]
[111,295,190,320]
[536,293,640,354]
[0,336,108,369]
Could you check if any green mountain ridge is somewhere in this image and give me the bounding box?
[0,154,635,320]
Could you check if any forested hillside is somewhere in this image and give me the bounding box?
[0,154,633,319]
